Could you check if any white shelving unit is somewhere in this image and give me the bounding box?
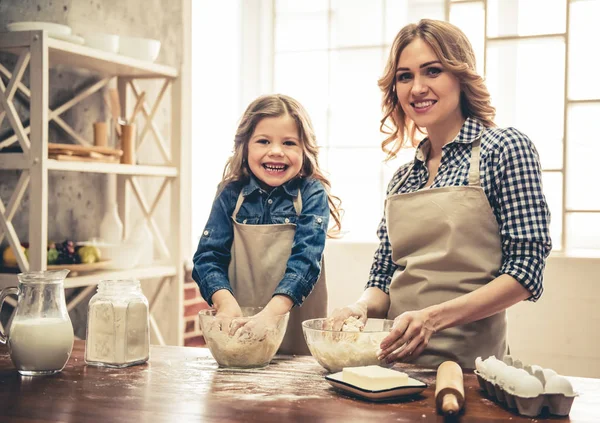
[0,30,185,345]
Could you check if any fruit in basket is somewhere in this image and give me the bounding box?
[47,247,59,265]
[77,245,101,264]
[56,240,79,264]
[2,245,27,267]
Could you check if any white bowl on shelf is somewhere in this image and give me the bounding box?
[119,35,161,62]
[101,243,143,270]
[6,21,72,36]
[84,32,119,54]
[77,240,142,270]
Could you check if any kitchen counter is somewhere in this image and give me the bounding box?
[0,341,599,422]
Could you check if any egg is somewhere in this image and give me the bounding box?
[542,368,558,383]
[495,366,515,388]
[501,367,530,391]
[545,375,574,396]
[512,374,544,398]
[530,367,547,387]
[483,357,508,381]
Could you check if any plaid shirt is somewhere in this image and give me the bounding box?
[367,117,552,301]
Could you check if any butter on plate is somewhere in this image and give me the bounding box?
[342,365,409,391]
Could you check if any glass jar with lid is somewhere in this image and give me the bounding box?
[85,279,149,368]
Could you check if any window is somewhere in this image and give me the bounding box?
[190,1,243,244]
[274,0,445,242]
[270,0,600,251]
[190,0,600,252]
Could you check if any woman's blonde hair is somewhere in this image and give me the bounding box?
[378,19,496,160]
[220,94,342,236]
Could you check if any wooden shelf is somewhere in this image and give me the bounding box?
[0,27,186,346]
[0,265,177,289]
[0,153,177,176]
[47,159,178,176]
[0,30,177,78]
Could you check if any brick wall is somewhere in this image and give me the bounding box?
[183,266,209,347]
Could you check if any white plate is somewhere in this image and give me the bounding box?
[6,21,72,36]
[325,371,428,402]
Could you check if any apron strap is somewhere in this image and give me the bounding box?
[468,137,482,187]
[389,135,484,194]
[293,190,302,215]
[231,186,303,221]
[231,190,246,220]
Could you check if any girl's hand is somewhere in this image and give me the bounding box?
[213,293,243,333]
[377,310,436,363]
[229,296,291,337]
[324,301,368,331]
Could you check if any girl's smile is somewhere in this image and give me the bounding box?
[247,114,303,190]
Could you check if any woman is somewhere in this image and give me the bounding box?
[327,19,551,369]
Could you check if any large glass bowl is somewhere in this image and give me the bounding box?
[302,318,394,373]
[198,307,290,369]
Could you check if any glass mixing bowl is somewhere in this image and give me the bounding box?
[199,307,290,369]
[302,318,394,373]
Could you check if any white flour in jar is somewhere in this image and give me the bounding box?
[86,301,149,367]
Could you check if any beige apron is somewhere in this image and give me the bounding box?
[228,190,327,355]
[385,138,507,369]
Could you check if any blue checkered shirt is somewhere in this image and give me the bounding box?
[367,117,552,301]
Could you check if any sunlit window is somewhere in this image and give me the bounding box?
[270,0,600,251]
[191,0,600,253]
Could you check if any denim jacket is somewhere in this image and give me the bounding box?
[192,175,330,307]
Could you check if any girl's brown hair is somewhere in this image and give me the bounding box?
[219,94,342,236]
[378,19,496,160]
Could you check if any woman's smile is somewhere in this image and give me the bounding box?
[411,100,437,113]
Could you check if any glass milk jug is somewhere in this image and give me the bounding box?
[0,270,74,376]
[85,279,150,368]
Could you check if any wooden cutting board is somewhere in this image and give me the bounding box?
[49,154,120,163]
[48,143,123,157]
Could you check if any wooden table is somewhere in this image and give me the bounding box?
[0,341,599,422]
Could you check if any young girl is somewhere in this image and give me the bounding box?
[192,94,342,355]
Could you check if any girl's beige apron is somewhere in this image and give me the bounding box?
[228,190,327,355]
[385,138,507,369]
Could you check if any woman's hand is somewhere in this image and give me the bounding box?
[377,309,436,363]
[324,300,368,331]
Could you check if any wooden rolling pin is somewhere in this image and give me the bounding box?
[435,361,465,416]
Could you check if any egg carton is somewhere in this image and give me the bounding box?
[474,371,576,417]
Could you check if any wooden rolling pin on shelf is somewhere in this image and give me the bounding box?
[435,361,465,416]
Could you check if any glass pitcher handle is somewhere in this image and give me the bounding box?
[0,287,18,345]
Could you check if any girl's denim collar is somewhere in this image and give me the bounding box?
[242,174,301,198]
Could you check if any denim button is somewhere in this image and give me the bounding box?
[268,199,273,205]
[203,230,209,236]
[316,217,322,223]
[284,218,290,223]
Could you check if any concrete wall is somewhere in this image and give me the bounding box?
[324,240,600,378]
[0,0,184,343]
